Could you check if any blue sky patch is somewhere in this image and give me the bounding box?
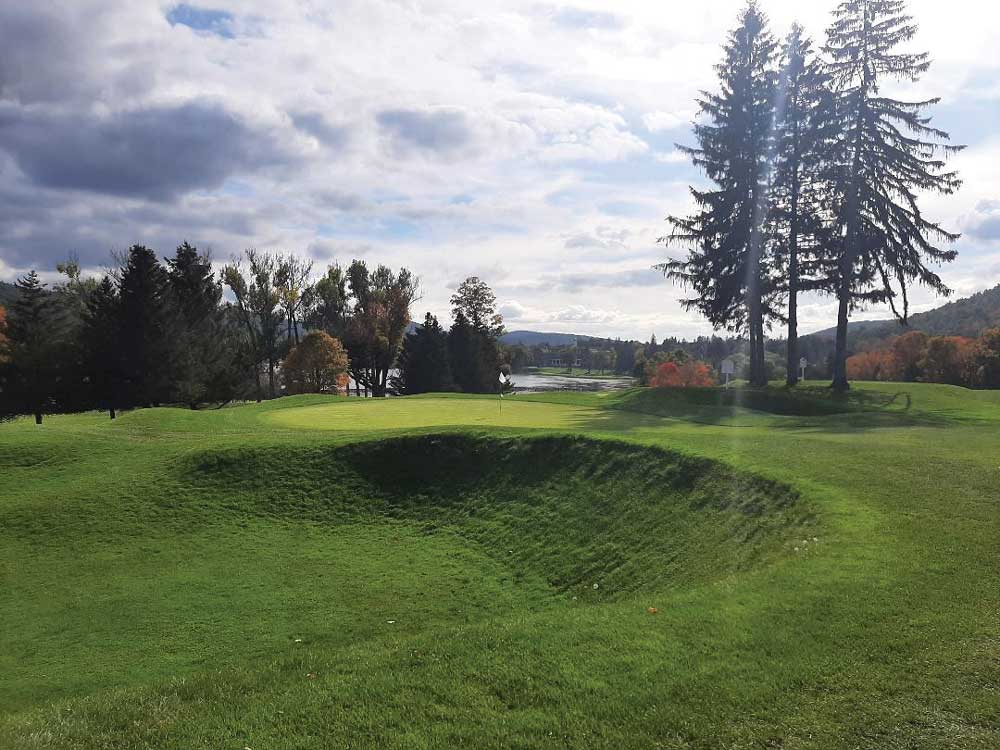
[166,4,235,38]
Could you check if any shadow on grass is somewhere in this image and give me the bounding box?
[565,385,969,433]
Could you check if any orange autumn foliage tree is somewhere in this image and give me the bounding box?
[920,336,976,386]
[846,349,895,381]
[650,359,716,388]
[282,331,349,394]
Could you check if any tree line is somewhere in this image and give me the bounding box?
[0,245,509,422]
[661,0,962,391]
[846,329,1000,388]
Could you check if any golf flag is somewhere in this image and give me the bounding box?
[498,372,510,414]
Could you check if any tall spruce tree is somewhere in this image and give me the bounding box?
[118,245,174,407]
[166,242,225,408]
[83,275,123,419]
[657,2,778,387]
[4,272,61,424]
[392,313,454,395]
[770,25,839,386]
[824,0,962,390]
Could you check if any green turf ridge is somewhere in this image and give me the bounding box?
[1,382,999,748]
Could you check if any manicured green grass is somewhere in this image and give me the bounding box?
[1,383,998,748]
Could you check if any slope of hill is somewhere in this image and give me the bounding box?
[806,284,1000,343]
[0,282,17,307]
[501,330,579,346]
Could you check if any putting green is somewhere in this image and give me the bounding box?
[262,395,607,431]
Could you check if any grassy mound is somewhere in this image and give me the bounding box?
[183,435,811,597]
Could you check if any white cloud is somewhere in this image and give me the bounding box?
[1,0,996,340]
[643,110,692,132]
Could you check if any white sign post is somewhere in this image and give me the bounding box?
[721,358,735,387]
[799,357,807,383]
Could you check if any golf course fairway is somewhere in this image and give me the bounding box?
[1,383,998,748]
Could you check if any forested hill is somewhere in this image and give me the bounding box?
[0,282,17,307]
[501,330,580,346]
[805,284,1000,345]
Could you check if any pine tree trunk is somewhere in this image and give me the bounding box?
[831,275,851,391]
[832,56,869,392]
[34,411,42,425]
[747,275,767,388]
[268,359,276,399]
[786,182,800,387]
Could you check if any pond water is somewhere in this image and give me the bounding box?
[509,373,634,392]
[341,372,634,395]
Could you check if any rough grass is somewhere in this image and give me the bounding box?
[1,382,999,748]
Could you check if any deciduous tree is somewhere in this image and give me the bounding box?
[223,249,283,400]
[283,331,349,394]
[343,261,417,397]
[448,277,504,393]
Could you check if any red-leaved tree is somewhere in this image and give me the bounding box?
[650,359,716,388]
[846,349,895,381]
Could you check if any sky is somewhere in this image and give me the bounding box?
[0,0,997,341]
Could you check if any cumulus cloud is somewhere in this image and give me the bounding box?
[0,101,292,200]
[0,0,996,340]
[291,111,351,149]
[962,199,1000,241]
[377,108,475,156]
[643,110,693,132]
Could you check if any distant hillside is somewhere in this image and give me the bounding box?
[501,330,579,346]
[0,282,16,307]
[805,284,1000,345]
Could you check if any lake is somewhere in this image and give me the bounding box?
[510,373,635,392]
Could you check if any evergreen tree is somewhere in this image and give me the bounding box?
[770,25,839,386]
[53,256,99,411]
[448,310,488,393]
[82,276,123,419]
[3,272,61,423]
[118,245,174,407]
[166,242,225,408]
[392,313,454,395]
[824,0,962,390]
[658,2,778,387]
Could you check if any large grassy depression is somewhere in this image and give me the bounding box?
[1,384,999,748]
